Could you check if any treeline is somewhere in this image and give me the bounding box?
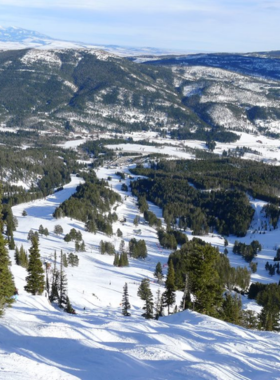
[233,240,262,262]
[131,177,253,237]
[54,171,121,236]
[1,145,82,205]
[132,157,280,205]
[170,126,240,143]
[248,282,280,331]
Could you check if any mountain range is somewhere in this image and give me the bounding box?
[0,26,183,56]
[0,27,279,141]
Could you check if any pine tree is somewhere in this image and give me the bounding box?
[119,239,125,254]
[137,278,153,319]
[64,296,75,314]
[181,274,191,310]
[8,234,15,250]
[154,289,163,320]
[25,237,45,295]
[162,260,176,314]
[58,251,68,309]
[14,246,20,265]
[222,292,242,325]
[50,251,59,302]
[113,253,119,266]
[99,240,105,254]
[122,283,131,316]
[154,262,163,282]
[39,225,44,235]
[19,245,28,268]
[0,231,15,313]
[62,253,68,267]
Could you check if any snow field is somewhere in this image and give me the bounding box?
[1,143,280,379]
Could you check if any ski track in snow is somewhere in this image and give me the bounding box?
[1,143,280,379]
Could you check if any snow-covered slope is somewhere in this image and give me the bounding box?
[1,162,280,379]
[0,26,180,56]
[2,296,280,380]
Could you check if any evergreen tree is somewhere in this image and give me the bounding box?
[38,225,44,235]
[119,239,125,254]
[117,228,123,237]
[64,296,75,314]
[222,292,242,325]
[122,283,131,316]
[58,251,68,309]
[137,278,153,319]
[14,246,20,265]
[99,240,105,254]
[8,234,15,250]
[154,289,163,320]
[19,245,28,268]
[0,231,15,313]
[181,274,191,311]
[162,260,176,315]
[24,237,45,295]
[154,262,163,282]
[186,245,224,317]
[62,253,68,267]
[50,251,59,302]
[54,225,63,235]
[113,253,119,266]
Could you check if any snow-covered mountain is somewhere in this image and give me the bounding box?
[0,26,181,56]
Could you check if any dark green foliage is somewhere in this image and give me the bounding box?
[206,140,216,151]
[121,183,128,192]
[137,278,153,319]
[27,229,39,242]
[137,196,149,213]
[157,230,177,250]
[119,251,129,267]
[54,173,121,236]
[0,145,81,205]
[222,293,243,325]
[122,283,131,316]
[162,260,176,314]
[64,296,75,314]
[143,210,162,228]
[75,240,86,252]
[131,170,254,237]
[0,230,15,313]
[67,253,79,267]
[257,283,280,331]
[154,262,163,282]
[154,289,163,320]
[100,240,115,255]
[248,282,267,300]
[24,238,45,295]
[129,238,147,259]
[263,203,280,229]
[133,215,140,226]
[15,245,28,268]
[233,240,262,262]
[116,172,125,180]
[113,253,120,266]
[117,228,123,237]
[54,225,63,235]
[58,251,68,309]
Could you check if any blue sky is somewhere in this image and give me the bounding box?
[0,0,279,52]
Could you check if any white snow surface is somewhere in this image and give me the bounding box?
[1,161,280,379]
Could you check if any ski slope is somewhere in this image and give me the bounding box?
[0,164,280,379]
